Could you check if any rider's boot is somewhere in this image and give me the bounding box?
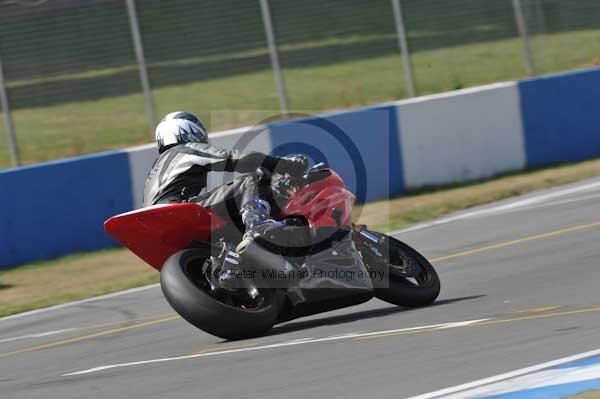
[218,169,282,288]
[240,197,283,241]
[218,197,283,288]
[214,250,245,290]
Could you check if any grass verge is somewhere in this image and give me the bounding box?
[2,157,600,317]
[569,391,600,398]
[2,29,600,167]
[0,250,159,318]
[356,157,600,231]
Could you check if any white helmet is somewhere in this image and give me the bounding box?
[155,111,207,153]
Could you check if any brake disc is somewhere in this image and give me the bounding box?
[390,251,421,278]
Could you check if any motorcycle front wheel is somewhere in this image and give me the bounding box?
[359,234,440,307]
[160,248,283,340]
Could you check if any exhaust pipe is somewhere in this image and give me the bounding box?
[236,239,299,287]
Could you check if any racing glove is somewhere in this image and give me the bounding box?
[276,154,309,177]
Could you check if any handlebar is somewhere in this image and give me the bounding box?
[306,162,326,175]
[272,161,327,195]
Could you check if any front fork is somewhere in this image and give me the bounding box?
[353,224,388,264]
[353,224,422,279]
[354,223,385,243]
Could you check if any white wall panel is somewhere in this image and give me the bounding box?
[126,143,156,209]
[397,82,526,188]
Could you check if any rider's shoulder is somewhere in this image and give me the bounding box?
[184,142,211,150]
[184,142,230,157]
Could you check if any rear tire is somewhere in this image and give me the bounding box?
[160,248,283,340]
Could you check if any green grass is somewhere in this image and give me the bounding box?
[2,28,599,168]
[3,156,600,317]
[1,0,599,167]
[569,390,600,398]
[0,248,159,318]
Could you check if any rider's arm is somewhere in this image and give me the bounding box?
[184,143,302,175]
[226,149,283,173]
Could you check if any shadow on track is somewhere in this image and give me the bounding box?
[266,295,485,337]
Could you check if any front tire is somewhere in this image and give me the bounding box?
[160,248,283,340]
[359,234,440,307]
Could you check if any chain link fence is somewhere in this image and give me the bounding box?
[0,0,599,168]
[523,0,600,74]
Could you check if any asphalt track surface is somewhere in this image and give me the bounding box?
[2,178,600,398]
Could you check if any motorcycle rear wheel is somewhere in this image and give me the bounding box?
[160,248,283,340]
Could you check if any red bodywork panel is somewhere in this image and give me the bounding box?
[104,169,354,269]
[280,169,355,229]
[104,203,225,270]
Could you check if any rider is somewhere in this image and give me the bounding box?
[143,111,308,241]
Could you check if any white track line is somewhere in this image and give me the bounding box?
[404,347,600,399]
[485,192,600,218]
[0,284,160,323]
[325,331,365,339]
[0,329,76,344]
[438,364,600,399]
[392,180,600,235]
[282,337,315,344]
[62,318,489,376]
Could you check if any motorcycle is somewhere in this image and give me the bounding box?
[104,163,440,340]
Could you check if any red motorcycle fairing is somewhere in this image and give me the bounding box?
[280,169,355,229]
[104,203,225,270]
[104,168,354,270]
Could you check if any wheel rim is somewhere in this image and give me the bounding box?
[388,241,432,288]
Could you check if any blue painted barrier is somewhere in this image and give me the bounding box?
[0,151,133,268]
[269,106,404,203]
[519,68,600,167]
[3,66,600,268]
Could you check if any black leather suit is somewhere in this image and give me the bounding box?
[143,142,296,229]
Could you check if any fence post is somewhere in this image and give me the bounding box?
[391,0,416,97]
[512,0,536,76]
[259,0,289,114]
[126,0,157,133]
[0,56,19,167]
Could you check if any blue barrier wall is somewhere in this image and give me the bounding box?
[3,66,600,269]
[269,106,404,203]
[0,151,133,269]
[519,68,600,167]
